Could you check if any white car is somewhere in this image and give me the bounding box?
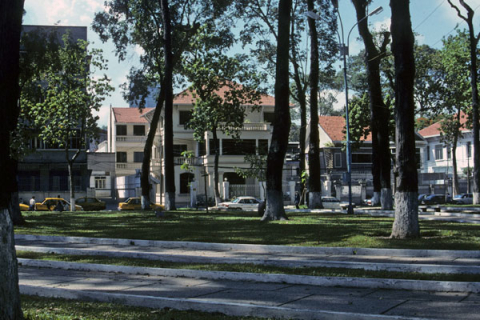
[452,193,473,205]
[219,196,263,211]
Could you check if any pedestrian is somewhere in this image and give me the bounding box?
[56,195,64,212]
[29,196,36,211]
[294,191,300,209]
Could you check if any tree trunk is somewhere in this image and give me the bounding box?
[141,85,165,210]
[9,160,25,225]
[306,0,323,209]
[68,160,75,211]
[466,18,480,205]
[390,0,420,239]
[262,0,291,221]
[352,0,392,210]
[9,191,26,225]
[160,0,176,210]
[0,0,26,318]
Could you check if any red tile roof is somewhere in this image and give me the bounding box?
[318,116,372,142]
[418,111,470,138]
[173,83,275,106]
[112,108,149,124]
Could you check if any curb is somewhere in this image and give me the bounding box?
[16,246,480,275]
[15,234,480,258]
[18,259,480,293]
[19,285,431,320]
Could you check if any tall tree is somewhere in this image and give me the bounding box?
[93,0,234,210]
[306,0,323,209]
[159,0,176,210]
[183,29,261,205]
[0,0,25,318]
[30,36,112,211]
[351,0,392,209]
[262,0,292,221]
[447,0,480,204]
[236,0,336,206]
[390,0,420,239]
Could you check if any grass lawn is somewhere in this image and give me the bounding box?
[14,209,480,250]
[22,295,264,320]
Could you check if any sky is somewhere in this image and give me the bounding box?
[23,0,480,128]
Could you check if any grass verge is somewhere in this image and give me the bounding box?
[15,210,480,250]
[17,251,480,283]
[22,295,264,320]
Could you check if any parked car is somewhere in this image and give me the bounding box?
[219,196,263,211]
[75,197,106,211]
[452,193,473,205]
[321,196,342,209]
[118,197,164,211]
[421,194,447,205]
[20,197,83,211]
[362,198,373,206]
[418,194,428,202]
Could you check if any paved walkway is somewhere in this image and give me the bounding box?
[15,234,480,319]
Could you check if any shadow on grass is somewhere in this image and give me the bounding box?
[15,211,480,250]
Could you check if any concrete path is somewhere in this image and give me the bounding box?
[18,263,480,320]
[16,234,480,319]
[15,234,480,277]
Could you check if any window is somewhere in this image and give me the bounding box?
[180,172,194,194]
[198,140,206,156]
[263,112,275,123]
[179,111,192,125]
[447,146,451,159]
[352,153,372,164]
[435,144,443,160]
[467,141,472,158]
[426,146,430,161]
[223,139,256,155]
[117,125,127,136]
[134,152,144,163]
[117,152,127,163]
[334,153,342,168]
[133,125,145,136]
[258,140,268,155]
[173,144,188,157]
[95,177,106,189]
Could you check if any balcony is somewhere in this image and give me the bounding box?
[116,162,142,171]
[116,136,147,143]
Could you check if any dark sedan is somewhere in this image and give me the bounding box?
[421,194,448,205]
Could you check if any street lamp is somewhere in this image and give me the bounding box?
[333,3,383,214]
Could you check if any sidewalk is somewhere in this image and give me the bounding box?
[18,261,480,320]
[15,234,480,319]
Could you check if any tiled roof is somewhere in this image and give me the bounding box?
[418,111,470,138]
[112,108,149,124]
[173,83,275,106]
[318,116,372,142]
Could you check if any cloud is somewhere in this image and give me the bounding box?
[94,105,111,128]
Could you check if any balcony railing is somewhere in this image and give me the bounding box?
[116,136,147,143]
[116,162,142,170]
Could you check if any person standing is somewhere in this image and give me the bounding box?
[294,191,300,209]
[29,196,36,211]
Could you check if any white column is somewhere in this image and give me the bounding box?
[190,180,197,208]
[223,180,230,200]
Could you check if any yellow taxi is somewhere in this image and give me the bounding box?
[117,197,164,211]
[20,197,83,211]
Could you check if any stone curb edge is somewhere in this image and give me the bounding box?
[15,234,480,258]
[16,246,480,276]
[19,285,432,320]
[18,259,480,293]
